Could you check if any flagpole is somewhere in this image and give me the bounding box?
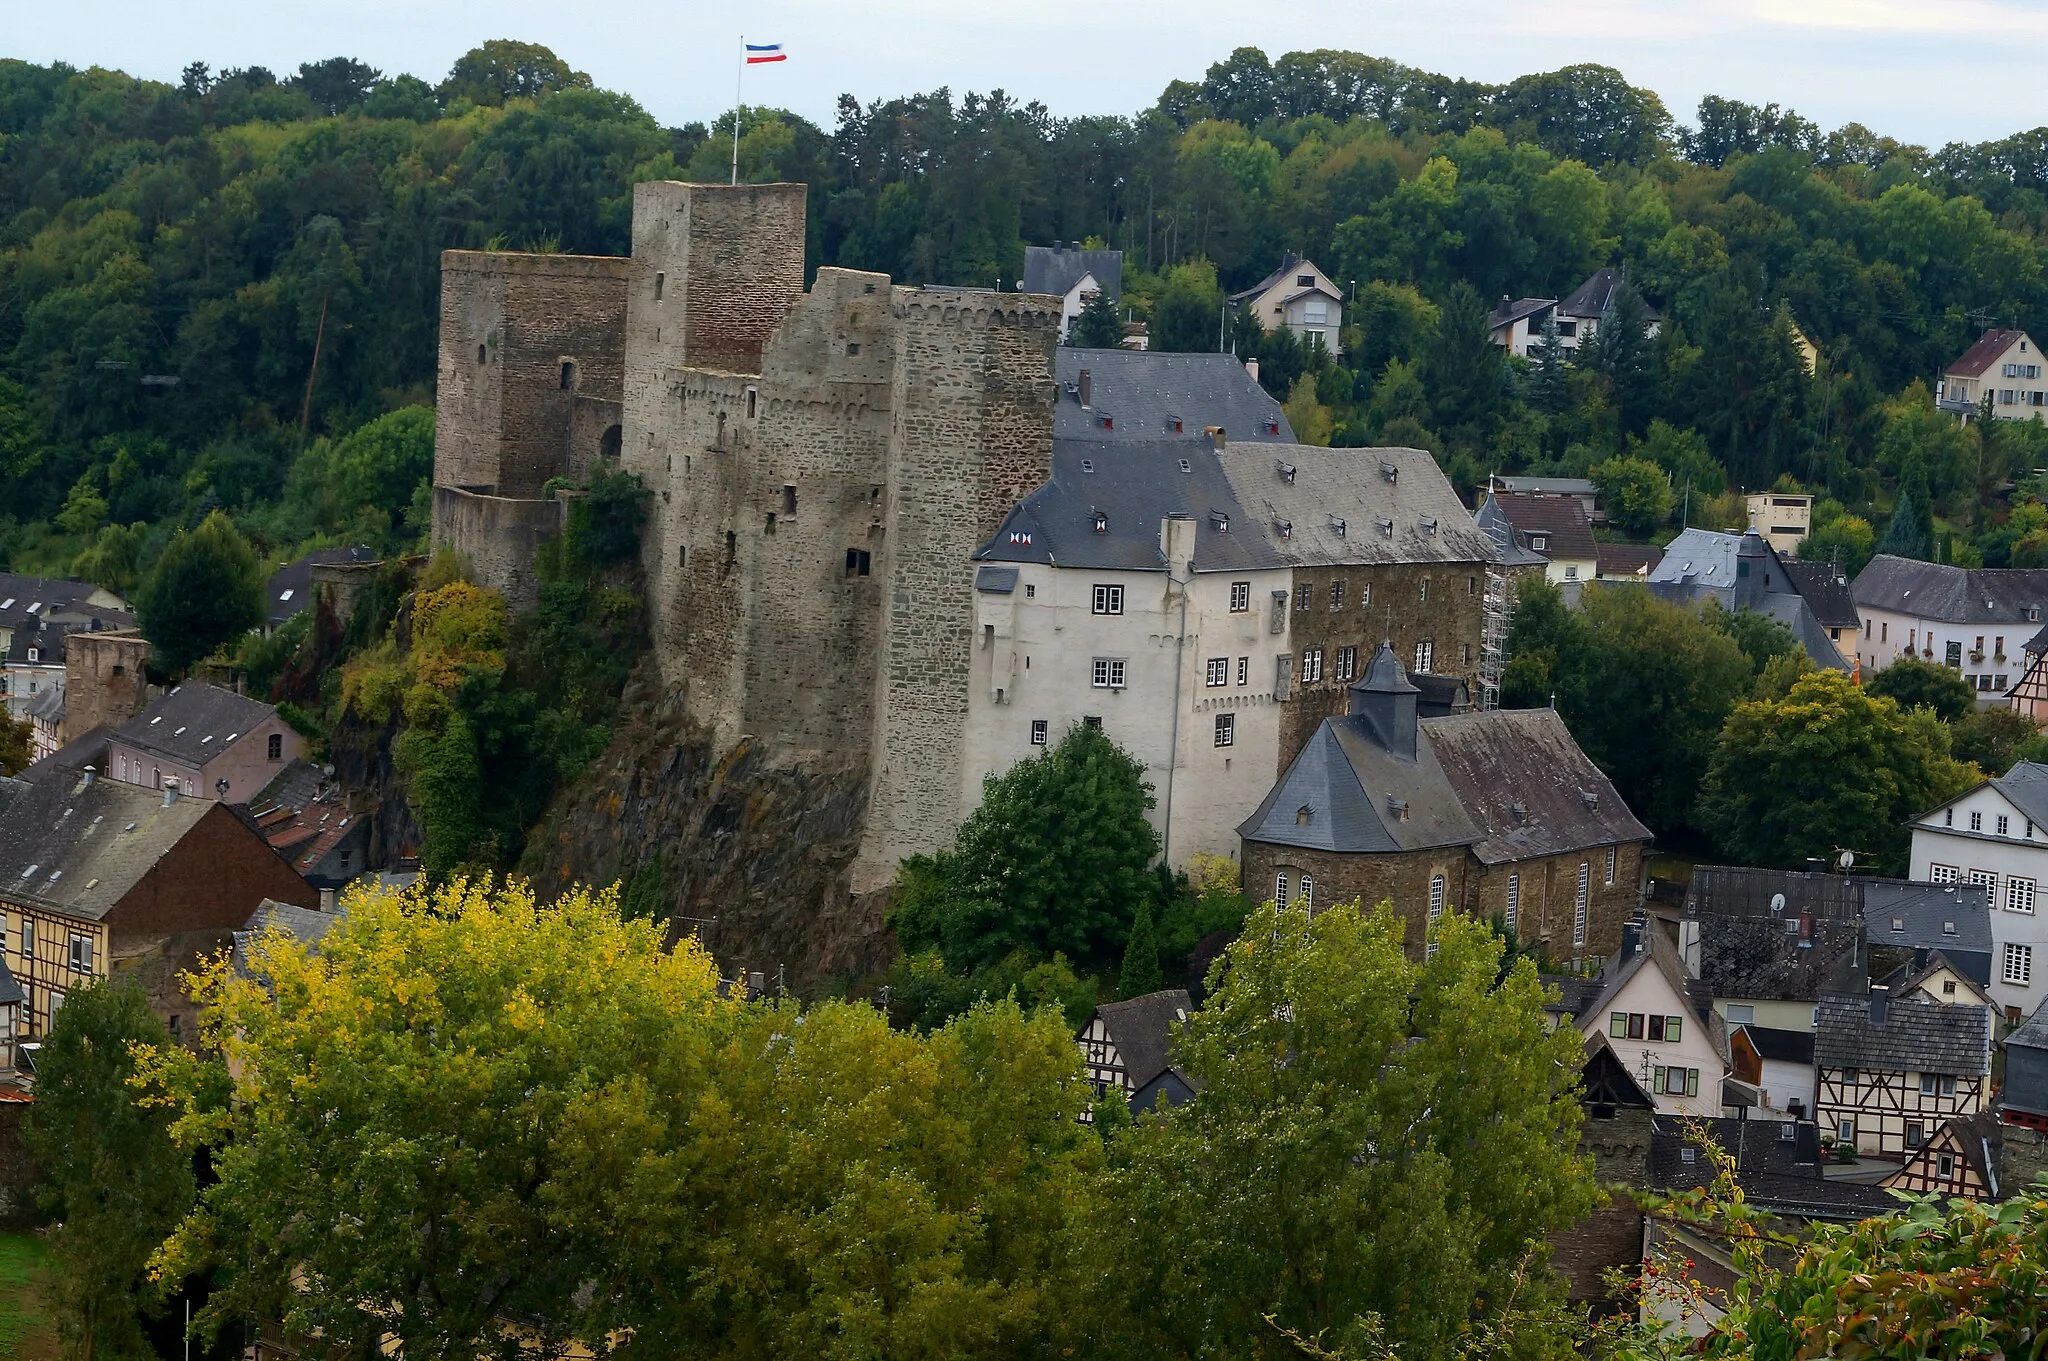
[732,35,743,186]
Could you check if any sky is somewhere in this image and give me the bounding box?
[12,0,2048,147]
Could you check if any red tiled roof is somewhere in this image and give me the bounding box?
[1598,543,1665,576]
[1492,493,1600,562]
[1947,328,2029,378]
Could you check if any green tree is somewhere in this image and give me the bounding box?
[1699,668,1971,871]
[135,509,265,674]
[891,722,1161,973]
[1119,898,1163,998]
[1951,704,2036,774]
[1150,260,1225,353]
[1876,455,1937,561]
[54,469,109,539]
[1069,285,1124,348]
[23,980,199,1361]
[1526,311,1569,415]
[0,710,31,775]
[1801,512,1876,576]
[1421,281,1506,449]
[1080,900,1597,1359]
[438,39,591,106]
[1589,453,1674,536]
[1711,604,1802,676]
[1867,656,1977,722]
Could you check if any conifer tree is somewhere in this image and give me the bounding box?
[1878,455,1936,561]
[1068,286,1124,348]
[1119,899,1163,998]
[1527,310,1569,415]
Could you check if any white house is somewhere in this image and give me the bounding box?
[1577,919,1727,1118]
[1727,1023,1816,1119]
[1852,554,2048,701]
[1230,255,1343,355]
[1487,269,1661,358]
[1938,328,2048,421]
[1908,762,2048,1018]
[0,575,133,720]
[1022,243,1122,343]
[1744,492,1811,558]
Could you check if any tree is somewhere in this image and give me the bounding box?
[23,980,198,1361]
[891,722,1160,973]
[1079,900,1597,1359]
[1951,704,2037,774]
[1149,260,1224,353]
[1421,281,1506,448]
[135,509,265,674]
[1069,286,1124,348]
[1876,455,1937,561]
[1867,656,1977,722]
[1119,899,1163,997]
[1699,668,1972,871]
[289,57,381,115]
[1526,311,1569,415]
[0,711,30,775]
[438,40,590,106]
[1802,512,1876,577]
[1589,454,1673,536]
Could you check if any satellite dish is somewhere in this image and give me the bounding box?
[1771,893,1786,914]
[1840,850,1855,871]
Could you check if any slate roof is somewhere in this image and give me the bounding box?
[1879,950,1993,1002]
[23,685,63,724]
[2007,998,2048,1054]
[1698,916,1866,1002]
[1579,922,1722,1051]
[232,897,348,975]
[1852,554,2048,623]
[1985,762,2048,832]
[1220,446,1499,570]
[1236,711,1483,855]
[1650,1115,1900,1220]
[264,546,376,628]
[1558,267,1659,321]
[1489,296,1556,329]
[4,611,134,666]
[1946,328,2030,378]
[1814,993,1992,1076]
[1735,1024,1815,1064]
[1474,495,1550,568]
[1781,559,1861,630]
[14,724,111,787]
[113,684,278,769]
[1598,543,1664,578]
[1486,476,1598,497]
[1686,865,1863,922]
[1089,988,1192,1090]
[1228,253,1333,305]
[1053,348,1293,444]
[1649,529,1850,670]
[1022,244,1122,304]
[1423,708,1651,866]
[0,574,130,635]
[1862,881,1993,959]
[1543,973,1603,1022]
[0,773,213,921]
[2026,622,2048,658]
[1488,492,1599,562]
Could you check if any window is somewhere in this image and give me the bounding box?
[1275,872,1289,905]
[1605,846,1617,885]
[1335,646,1357,681]
[1505,873,1520,934]
[1727,1003,1755,1024]
[1649,1014,1665,1041]
[845,548,872,577]
[1206,657,1229,687]
[2012,878,2037,914]
[1610,1012,1629,1038]
[268,733,283,761]
[1971,868,1997,898]
[1660,1067,1698,1097]
[1413,640,1434,673]
[1971,811,1984,831]
[1092,584,1124,615]
[1090,658,1127,689]
[1665,1015,1683,1043]
[2001,815,2013,836]
[1945,807,1954,827]
[1236,657,1248,686]
[67,934,91,974]
[1360,582,1371,608]
[1215,713,1235,747]
[1565,564,1579,580]
[1030,720,1048,746]
[1930,863,1959,885]
[1296,583,1312,612]
[1427,874,1446,958]
[21,919,32,963]
[1937,1152,1957,1179]
[1573,862,1589,947]
[1329,581,1345,609]
[1906,1120,1924,1147]
[1298,875,1313,908]
[2006,941,2034,985]
[477,343,488,364]
[1919,1073,1938,1096]
[1842,1068,1858,1085]
[654,270,665,300]
[1838,1118,1856,1142]
[1301,648,1323,684]
[1230,581,1250,612]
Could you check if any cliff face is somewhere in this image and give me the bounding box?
[522,668,895,993]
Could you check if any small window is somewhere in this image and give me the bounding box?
[1206,657,1229,687]
[1906,1120,1924,1147]
[267,733,283,761]
[1030,720,1048,745]
[1092,584,1125,615]
[1726,1003,1754,1024]
[1329,581,1345,610]
[477,343,487,364]
[1230,581,1250,613]
[1236,657,1248,686]
[1937,1152,1956,1179]
[68,934,92,974]
[1300,648,1323,684]
[560,360,576,390]
[1413,640,1434,673]
[1972,811,1984,832]
[1296,583,1312,612]
[1605,846,1617,885]
[654,270,665,300]
[1214,713,1234,747]
[1838,1118,1855,1142]
[844,549,871,577]
[1091,658,1127,689]
[747,388,758,419]
[782,485,797,517]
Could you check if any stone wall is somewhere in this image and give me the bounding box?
[1550,1105,1655,1309]
[61,629,149,744]
[1240,839,1477,951]
[1999,1119,2048,1194]
[432,486,564,612]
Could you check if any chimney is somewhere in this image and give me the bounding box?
[1245,357,1260,383]
[1869,984,1890,1026]
[319,887,338,912]
[1347,641,1420,761]
[80,766,96,788]
[1798,910,1813,949]
[162,785,179,807]
[1619,917,1645,958]
[1079,368,1092,409]
[1208,426,1227,453]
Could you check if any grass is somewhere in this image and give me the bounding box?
[0,1232,55,1361]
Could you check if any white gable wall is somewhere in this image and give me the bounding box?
[1911,784,2048,1016]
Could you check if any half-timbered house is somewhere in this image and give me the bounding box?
[1881,1110,2003,1200]
[1076,988,1194,1119]
[1814,986,1993,1158]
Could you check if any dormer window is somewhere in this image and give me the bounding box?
[1419,516,1438,535]
[1375,517,1394,538]
[1179,460,1192,474]
[1096,413,1113,430]
[1380,461,1398,483]
[1080,459,1095,473]
[1276,460,1296,483]
[1329,516,1347,538]
[1531,533,1549,551]
[1275,519,1292,540]
[1166,416,1183,433]
[1210,511,1230,533]
[1296,804,1315,825]
[1092,511,1108,534]
[1266,421,1279,435]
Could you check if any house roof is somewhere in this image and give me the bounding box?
[1544,973,1604,1022]
[1422,708,1652,866]
[1220,446,1499,570]
[1985,762,2048,832]
[113,683,279,770]
[264,546,376,628]
[1879,949,1994,1003]
[1945,328,2031,379]
[1486,475,1598,498]
[1683,867,1871,1003]
[1237,713,1484,855]
[1580,922,1720,1042]
[1597,543,1664,578]
[1685,865,1864,921]
[1022,244,1122,304]
[1487,492,1599,562]
[1814,993,1992,1076]
[14,723,112,787]
[1734,1023,1814,1064]
[1489,296,1555,329]
[23,684,64,723]
[0,774,213,921]
[1781,559,1861,630]
[1228,253,1329,305]
[232,897,348,975]
[1053,347,1293,444]
[1557,267,1659,321]
[0,574,130,635]
[1862,880,1993,957]
[1650,1115,1900,1220]
[1474,495,1550,568]
[1087,988,1192,1091]
[1580,1031,1656,1108]
[1649,529,1851,670]
[1852,554,2048,624]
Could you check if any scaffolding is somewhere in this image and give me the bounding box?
[1479,565,1510,710]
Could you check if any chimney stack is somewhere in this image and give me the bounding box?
[1619,917,1645,958]
[1245,357,1260,383]
[1078,368,1092,409]
[1869,984,1890,1026]
[162,785,179,807]
[1208,427,1227,453]
[319,888,338,912]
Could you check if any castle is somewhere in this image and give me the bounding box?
[432,182,1061,889]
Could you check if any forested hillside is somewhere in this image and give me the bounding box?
[7,40,2048,585]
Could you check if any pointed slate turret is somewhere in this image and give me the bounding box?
[1348,640,1419,761]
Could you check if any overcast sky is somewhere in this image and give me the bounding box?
[13,0,2048,147]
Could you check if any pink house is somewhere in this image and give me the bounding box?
[106,683,303,804]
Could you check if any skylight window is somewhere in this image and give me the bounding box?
[20,864,37,878]
[279,588,294,601]
[0,598,13,610]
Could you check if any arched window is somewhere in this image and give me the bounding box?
[600,424,622,459]
[1298,875,1314,910]
[559,360,577,390]
[1275,872,1289,907]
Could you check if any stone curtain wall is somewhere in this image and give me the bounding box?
[61,629,149,744]
[431,486,566,611]
[433,254,509,493]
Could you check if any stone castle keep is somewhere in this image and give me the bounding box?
[432,181,1061,887]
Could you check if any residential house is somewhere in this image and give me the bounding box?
[232,897,349,979]
[2003,1002,2048,1128]
[0,957,19,1074]
[1077,988,1195,1118]
[2008,621,2048,719]
[247,760,376,894]
[1596,543,1664,581]
[1573,918,1726,1116]
[1781,559,1862,660]
[1239,650,1652,961]
[0,574,133,720]
[1647,529,1851,670]
[1879,950,1995,1010]
[1862,881,1994,992]
[1477,474,1604,524]
[1744,492,1812,558]
[0,771,318,1042]
[1679,865,1868,1032]
[264,545,377,632]
[971,441,1497,867]
[1880,1109,2003,1200]
[106,683,304,804]
[1475,492,1600,584]
[1851,554,2048,697]
[1907,762,2048,1017]
[1938,328,2048,421]
[1814,986,1993,1158]
[1486,269,1661,358]
[23,686,63,764]
[1053,347,1293,444]
[1022,243,1122,343]
[1229,254,1344,355]
[1651,1114,1898,1222]
[1727,1024,1816,1118]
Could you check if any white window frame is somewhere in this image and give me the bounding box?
[1604,846,1617,886]
[2007,941,2034,985]
[1215,712,1234,748]
[1298,874,1313,909]
[68,933,91,974]
[1230,581,1250,613]
[1090,658,1127,689]
[1091,584,1124,616]
[1030,720,1048,746]
[1426,874,1446,959]
[1574,862,1589,947]
[1413,640,1433,673]
[1999,815,2012,836]
[1930,863,1959,885]
[1236,657,1248,686]
[2012,877,2037,915]
[1971,868,1998,898]
[1301,648,1323,684]
[1206,657,1229,687]
[1505,873,1519,935]
[1971,811,1984,832]
[1275,872,1289,906]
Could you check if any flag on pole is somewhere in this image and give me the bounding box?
[746,42,786,63]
